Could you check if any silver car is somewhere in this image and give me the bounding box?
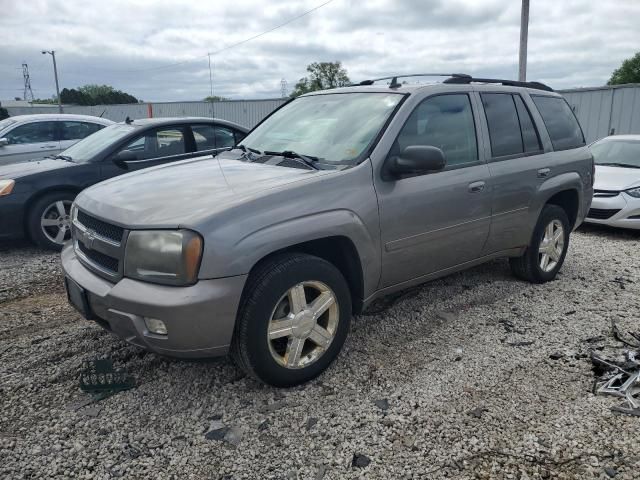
[586,135,640,229]
[61,75,593,386]
[0,114,113,165]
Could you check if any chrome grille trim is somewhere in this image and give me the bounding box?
[72,209,128,281]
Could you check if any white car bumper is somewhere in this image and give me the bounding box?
[585,191,640,229]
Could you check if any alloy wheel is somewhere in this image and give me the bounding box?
[41,200,73,245]
[267,280,339,369]
[538,219,564,273]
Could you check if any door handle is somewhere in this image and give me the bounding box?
[468,181,485,193]
[537,168,551,178]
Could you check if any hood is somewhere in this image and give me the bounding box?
[594,165,640,191]
[0,158,75,179]
[76,155,334,228]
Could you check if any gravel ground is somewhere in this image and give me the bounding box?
[2,226,640,480]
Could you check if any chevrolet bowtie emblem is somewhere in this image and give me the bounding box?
[83,229,96,249]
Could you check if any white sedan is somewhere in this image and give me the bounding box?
[0,114,113,166]
[586,135,640,229]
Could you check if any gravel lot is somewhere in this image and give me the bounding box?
[2,227,640,479]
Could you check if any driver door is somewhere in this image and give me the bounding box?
[375,93,492,288]
[0,121,60,165]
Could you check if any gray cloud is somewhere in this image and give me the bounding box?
[0,0,638,101]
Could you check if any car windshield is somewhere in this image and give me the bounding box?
[590,138,640,168]
[60,123,135,162]
[0,117,17,133]
[239,92,404,164]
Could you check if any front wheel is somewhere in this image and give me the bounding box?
[231,253,352,387]
[509,204,570,283]
[27,192,76,251]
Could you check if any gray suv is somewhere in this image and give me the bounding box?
[62,74,593,386]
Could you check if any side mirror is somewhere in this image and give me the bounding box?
[0,138,8,147]
[386,145,446,178]
[112,150,137,168]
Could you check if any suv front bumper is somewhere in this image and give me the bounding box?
[61,244,247,358]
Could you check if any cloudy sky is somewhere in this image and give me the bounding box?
[1,0,638,102]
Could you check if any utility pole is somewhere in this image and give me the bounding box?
[207,53,216,119]
[518,0,530,82]
[42,50,62,113]
[22,63,34,102]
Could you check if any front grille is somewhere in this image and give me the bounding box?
[77,241,119,274]
[77,210,124,244]
[587,208,620,220]
[593,190,620,198]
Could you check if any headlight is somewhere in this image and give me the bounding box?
[0,179,15,196]
[124,230,203,286]
[626,187,640,198]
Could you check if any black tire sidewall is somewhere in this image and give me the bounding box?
[27,192,75,251]
[239,255,352,387]
[528,205,570,282]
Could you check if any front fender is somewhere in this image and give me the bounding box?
[199,209,380,298]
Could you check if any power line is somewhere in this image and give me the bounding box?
[82,0,336,75]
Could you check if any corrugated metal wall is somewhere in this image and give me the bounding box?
[5,99,287,128]
[560,84,640,143]
[5,85,639,141]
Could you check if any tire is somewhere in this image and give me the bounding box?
[231,253,352,387]
[509,204,570,283]
[27,191,76,251]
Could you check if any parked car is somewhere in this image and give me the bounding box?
[585,135,640,229]
[61,75,593,386]
[0,117,248,249]
[0,114,113,166]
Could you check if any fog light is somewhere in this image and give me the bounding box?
[144,317,167,335]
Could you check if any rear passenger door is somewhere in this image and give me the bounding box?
[476,91,552,254]
[376,93,492,288]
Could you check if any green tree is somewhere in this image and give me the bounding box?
[290,61,351,97]
[0,107,8,120]
[204,95,228,102]
[608,51,640,85]
[60,85,139,105]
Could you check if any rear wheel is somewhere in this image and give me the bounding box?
[27,192,75,251]
[231,253,352,387]
[509,204,570,283]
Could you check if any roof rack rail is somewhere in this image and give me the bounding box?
[356,73,471,88]
[442,76,553,92]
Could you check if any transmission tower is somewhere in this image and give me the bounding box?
[22,63,34,102]
[280,78,288,98]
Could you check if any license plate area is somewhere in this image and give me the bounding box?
[65,277,94,320]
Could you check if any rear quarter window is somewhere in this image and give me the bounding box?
[531,96,585,151]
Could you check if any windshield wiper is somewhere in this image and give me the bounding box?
[263,150,320,170]
[47,154,73,162]
[598,162,640,169]
[231,144,263,161]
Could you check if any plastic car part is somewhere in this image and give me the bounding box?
[79,359,135,395]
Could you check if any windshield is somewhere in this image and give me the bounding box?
[590,139,640,168]
[61,123,135,162]
[0,118,17,133]
[240,92,404,164]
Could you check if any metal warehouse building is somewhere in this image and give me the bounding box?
[560,84,640,143]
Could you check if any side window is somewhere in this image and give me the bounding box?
[60,121,104,141]
[481,93,523,157]
[531,96,585,151]
[394,94,478,167]
[235,130,247,143]
[513,95,542,152]
[118,128,186,160]
[5,121,57,144]
[192,125,216,151]
[215,126,236,149]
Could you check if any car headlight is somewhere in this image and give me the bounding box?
[0,179,15,196]
[626,187,640,198]
[124,230,203,286]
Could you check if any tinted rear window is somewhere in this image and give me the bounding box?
[481,93,523,157]
[532,96,585,151]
